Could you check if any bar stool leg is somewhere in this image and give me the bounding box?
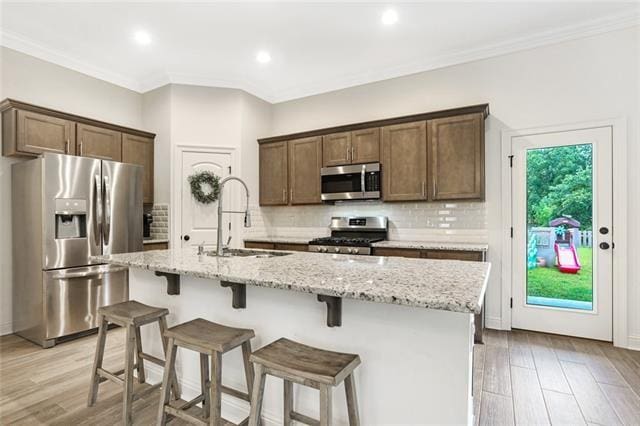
[241,341,254,397]
[134,326,146,384]
[199,353,210,419]
[156,337,177,426]
[209,351,222,424]
[87,315,108,407]
[344,374,360,426]
[283,380,293,425]
[248,363,266,426]
[319,384,332,426]
[123,324,136,426]
[158,316,181,399]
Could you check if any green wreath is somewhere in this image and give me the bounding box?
[188,171,220,204]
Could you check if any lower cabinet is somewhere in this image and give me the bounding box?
[244,241,309,252]
[372,247,484,261]
[143,242,168,251]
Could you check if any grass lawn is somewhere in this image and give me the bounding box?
[527,247,593,302]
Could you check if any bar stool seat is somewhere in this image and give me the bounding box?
[88,300,179,426]
[157,318,256,426]
[249,338,361,426]
[164,318,255,353]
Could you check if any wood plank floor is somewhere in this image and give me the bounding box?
[1,328,639,425]
[476,329,640,426]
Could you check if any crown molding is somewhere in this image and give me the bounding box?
[0,28,143,93]
[2,10,638,104]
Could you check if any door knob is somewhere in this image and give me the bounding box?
[599,242,610,250]
[183,235,190,241]
[599,227,609,235]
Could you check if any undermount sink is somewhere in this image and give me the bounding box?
[205,249,292,259]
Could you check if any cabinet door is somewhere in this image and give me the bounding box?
[245,241,276,250]
[428,113,484,201]
[16,110,75,155]
[274,243,308,252]
[122,133,154,204]
[259,141,289,206]
[372,247,421,258]
[322,132,351,167]
[77,123,122,161]
[351,128,380,164]
[289,136,322,205]
[381,121,427,201]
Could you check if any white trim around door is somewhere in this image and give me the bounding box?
[171,145,239,250]
[501,118,628,348]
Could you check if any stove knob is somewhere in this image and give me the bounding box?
[334,247,341,253]
[347,248,353,254]
[321,247,328,253]
[316,247,322,252]
[352,248,359,254]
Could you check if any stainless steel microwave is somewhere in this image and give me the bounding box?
[321,162,381,201]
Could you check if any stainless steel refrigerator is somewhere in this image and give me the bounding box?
[12,153,143,348]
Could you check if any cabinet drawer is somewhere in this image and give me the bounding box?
[274,243,308,252]
[245,241,276,250]
[144,242,168,251]
[421,250,484,262]
[372,247,422,258]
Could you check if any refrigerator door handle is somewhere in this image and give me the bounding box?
[94,174,102,247]
[103,174,111,245]
[49,265,129,280]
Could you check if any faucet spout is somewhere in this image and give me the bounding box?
[217,176,251,256]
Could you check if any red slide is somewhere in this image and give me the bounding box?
[554,243,581,274]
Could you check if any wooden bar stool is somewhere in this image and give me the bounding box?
[248,338,361,426]
[87,300,180,426]
[157,318,256,425]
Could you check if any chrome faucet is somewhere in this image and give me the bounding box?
[217,176,251,256]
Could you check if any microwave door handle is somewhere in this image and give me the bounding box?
[361,164,366,197]
[103,175,111,245]
[94,174,102,247]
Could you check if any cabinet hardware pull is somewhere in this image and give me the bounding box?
[65,139,69,154]
[346,146,350,162]
[282,188,286,202]
[433,181,437,196]
[352,146,355,161]
[290,189,293,202]
[79,140,83,155]
[422,181,426,198]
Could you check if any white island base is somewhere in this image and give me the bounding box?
[129,268,475,425]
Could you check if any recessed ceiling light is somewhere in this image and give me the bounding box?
[133,30,152,46]
[256,51,271,64]
[381,9,398,26]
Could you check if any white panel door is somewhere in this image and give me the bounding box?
[179,149,232,249]
[511,127,613,341]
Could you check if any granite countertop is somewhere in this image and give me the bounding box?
[143,239,169,245]
[372,240,488,251]
[244,237,313,244]
[244,237,488,252]
[93,248,490,314]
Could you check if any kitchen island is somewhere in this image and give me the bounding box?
[94,248,490,425]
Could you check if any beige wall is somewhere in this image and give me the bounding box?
[0,47,145,334]
[270,28,640,342]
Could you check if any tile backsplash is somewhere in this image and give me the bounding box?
[244,201,488,243]
[150,204,169,240]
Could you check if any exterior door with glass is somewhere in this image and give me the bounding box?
[511,127,613,341]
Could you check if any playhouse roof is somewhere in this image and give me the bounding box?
[549,216,581,228]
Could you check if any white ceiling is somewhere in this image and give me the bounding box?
[1,2,638,103]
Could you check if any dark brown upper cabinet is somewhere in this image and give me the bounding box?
[259,141,289,206]
[122,133,154,204]
[3,109,76,156]
[351,127,380,164]
[382,121,427,201]
[289,136,322,205]
[322,128,380,167]
[322,132,351,167]
[77,123,122,161]
[427,113,484,201]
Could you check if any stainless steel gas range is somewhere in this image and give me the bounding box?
[308,216,387,255]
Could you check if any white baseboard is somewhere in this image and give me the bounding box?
[0,321,13,336]
[484,316,505,330]
[627,335,640,351]
[145,364,281,425]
